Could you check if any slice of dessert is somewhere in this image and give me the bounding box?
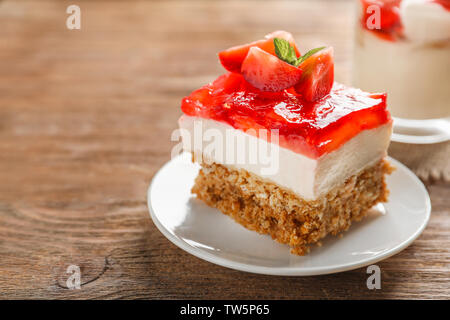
[179,31,393,255]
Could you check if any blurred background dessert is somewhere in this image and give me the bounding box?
[353,0,450,120]
[353,0,450,182]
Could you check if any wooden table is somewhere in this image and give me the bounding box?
[0,0,448,299]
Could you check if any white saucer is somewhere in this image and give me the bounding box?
[148,153,431,276]
[391,117,450,144]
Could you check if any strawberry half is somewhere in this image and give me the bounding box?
[241,47,303,92]
[294,47,334,102]
[218,30,300,73]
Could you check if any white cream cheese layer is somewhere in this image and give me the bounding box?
[178,115,392,201]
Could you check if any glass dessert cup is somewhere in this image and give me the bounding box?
[352,0,450,144]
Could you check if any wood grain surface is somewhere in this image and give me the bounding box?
[0,0,448,299]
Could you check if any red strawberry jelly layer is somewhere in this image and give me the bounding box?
[181,73,391,159]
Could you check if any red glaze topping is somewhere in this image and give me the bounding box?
[181,73,391,159]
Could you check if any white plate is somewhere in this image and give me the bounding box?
[391,117,450,144]
[148,153,431,276]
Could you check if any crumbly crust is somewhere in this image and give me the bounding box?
[191,159,393,255]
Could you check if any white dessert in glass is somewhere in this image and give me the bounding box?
[353,0,450,120]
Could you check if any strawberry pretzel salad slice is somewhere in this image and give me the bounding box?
[178,31,393,255]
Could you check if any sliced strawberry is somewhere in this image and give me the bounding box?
[218,30,300,73]
[294,47,334,102]
[241,47,303,92]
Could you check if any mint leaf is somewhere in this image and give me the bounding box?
[273,38,298,66]
[296,46,326,65]
[273,38,326,67]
